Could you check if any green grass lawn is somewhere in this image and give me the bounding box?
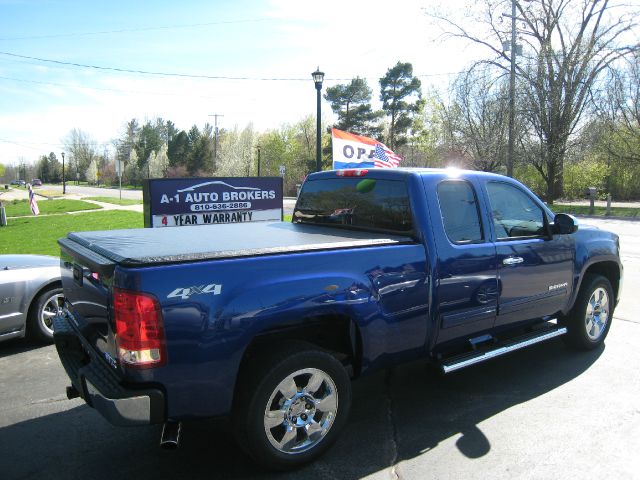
[3,199,101,217]
[0,211,143,256]
[552,204,640,218]
[83,196,142,206]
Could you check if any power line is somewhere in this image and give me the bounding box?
[0,138,111,148]
[0,18,271,41]
[0,139,46,151]
[0,51,310,80]
[0,75,220,99]
[0,51,462,82]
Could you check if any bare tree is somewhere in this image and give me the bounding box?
[449,67,511,172]
[85,159,98,184]
[595,53,640,164]
[63,128,100,182]
[430,0,639,201]
[149,143,169,178]
[218,125,255,177]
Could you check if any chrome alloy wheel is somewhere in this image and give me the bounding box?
[263,367,338,454]
[585,287,610,341]
[39,292,64,335]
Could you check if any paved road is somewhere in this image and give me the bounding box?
[0,217,638,479]
[43,183,144,201]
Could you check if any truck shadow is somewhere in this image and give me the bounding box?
[0,338,50,358]
[0,339,601,480]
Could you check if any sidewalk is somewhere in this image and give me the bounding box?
[555,199,640,209]
[68,197,143,213]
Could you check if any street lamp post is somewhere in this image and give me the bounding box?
[256,145,261,177]
[61,152,66,194]
[312,67,325,172]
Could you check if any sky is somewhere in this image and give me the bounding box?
[0,0,481,166]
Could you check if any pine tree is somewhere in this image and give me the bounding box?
[325,77,383,138]
[380,62,424,149]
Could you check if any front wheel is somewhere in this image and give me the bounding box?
[233,343,352,470]
[562,274,614,350]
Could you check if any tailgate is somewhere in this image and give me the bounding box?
[58,237,119,369]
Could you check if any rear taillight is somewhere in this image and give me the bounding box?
[337,169,368,177]
[113,287,166,369]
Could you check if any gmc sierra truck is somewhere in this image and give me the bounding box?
[53,168,622,470]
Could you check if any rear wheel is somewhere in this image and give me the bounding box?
[28,286,64,343]
[562,274,614,350]
[234,343,351,470]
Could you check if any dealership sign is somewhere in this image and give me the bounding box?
[143,177,283,228]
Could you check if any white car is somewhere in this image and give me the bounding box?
[0,255,64,343]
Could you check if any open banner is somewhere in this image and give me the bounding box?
[331,128,401,170]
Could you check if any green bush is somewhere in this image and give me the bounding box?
[513,165,546,198]
[563,159,609,199]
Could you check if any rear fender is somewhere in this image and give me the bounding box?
[223,267,430,377]
[218,273,373,338]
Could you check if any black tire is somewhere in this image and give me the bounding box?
[233,342,352,471]
[562,274,614,350]
[28,286,64,343]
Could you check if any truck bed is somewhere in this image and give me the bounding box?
[58,221,414,272]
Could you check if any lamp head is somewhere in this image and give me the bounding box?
[312,67,325,89]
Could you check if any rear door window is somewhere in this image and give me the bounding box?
[293,177,412,233]
[437,180,483,244]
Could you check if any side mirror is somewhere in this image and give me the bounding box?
[552,213,578,235]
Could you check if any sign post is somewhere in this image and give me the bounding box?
[142,177,283,228]
[116,160,123,200]
[0,202,7,227]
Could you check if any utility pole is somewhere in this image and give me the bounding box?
[208,113,224,173]
[102,147,108,186]
[503,0,521,178]
[143,138,149,179]
[507,0,517,178]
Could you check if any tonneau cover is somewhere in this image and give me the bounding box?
[60,222,414,268]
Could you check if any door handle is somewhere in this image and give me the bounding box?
[503,256,524,266]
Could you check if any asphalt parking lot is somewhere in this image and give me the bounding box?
[0,217,638,479]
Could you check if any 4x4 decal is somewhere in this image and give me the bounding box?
[167,283,222,300]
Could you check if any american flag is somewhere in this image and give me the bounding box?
[28,184,40,216]
[373,143,401,169]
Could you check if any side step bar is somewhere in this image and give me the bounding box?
[440,325,567,374]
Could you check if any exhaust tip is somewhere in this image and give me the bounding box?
[160,421,182,449]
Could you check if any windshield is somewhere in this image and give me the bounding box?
[293,177,413,234]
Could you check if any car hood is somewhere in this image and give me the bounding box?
[0,254,60,270]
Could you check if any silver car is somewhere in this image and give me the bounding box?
[0,255,64,343]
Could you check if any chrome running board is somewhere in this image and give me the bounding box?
[440,324,567,374]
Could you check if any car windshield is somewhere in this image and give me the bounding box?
[293,177,413,234]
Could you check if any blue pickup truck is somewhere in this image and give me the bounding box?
[53,168,622,469]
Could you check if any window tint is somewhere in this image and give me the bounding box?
[437,181,483,243]
[293,178,412,233]
[486,182,545,238]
